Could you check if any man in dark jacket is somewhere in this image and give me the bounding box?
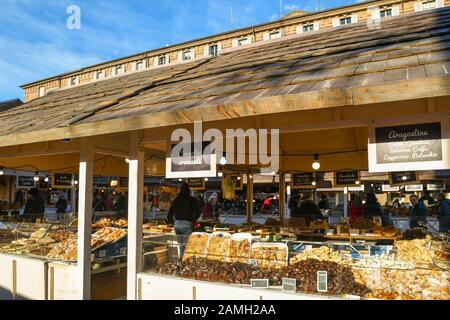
[294,195,322,225]
[23,188,45,222]
[168,183,200,258]
[437,193,450,232]
[409,194,427,229]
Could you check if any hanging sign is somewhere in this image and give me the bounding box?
[119,177,129,188]
[390,172,418,185]
[166,141,216,179]
[334,170,360,187]
[368,121,450,172]
[187,178,205,190]
[405,184,424,192]
[93,176,110,187]
[291,173,315,189]
[382,185,400,192]
[427,181,445,191]
[17,176,35,188]
[52,173,73,188]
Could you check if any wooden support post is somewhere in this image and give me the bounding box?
[247,173,254,225]
[127,131,144,300]
[77,138,94,300]
[278,172,286,226]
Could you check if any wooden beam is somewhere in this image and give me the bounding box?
[127,131,144,300]
[77,138,93,300]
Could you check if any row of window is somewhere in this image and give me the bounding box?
[36,0,444,97]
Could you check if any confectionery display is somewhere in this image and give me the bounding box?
[92,218,128,229]
[289,246,350,265]
[47,238,78,261]
[349,218,374,230]
[395,236,434,264]
[205,234,231,261]
[183,233,209,261]
[251,243,287,269]
[229,238,252,263]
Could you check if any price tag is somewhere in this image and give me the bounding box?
[249,259,258,267]
[282,278,297,293]
[251,279,269,289]
[120,247,127,255]
[317,271,328,293]
[98,250,107,258]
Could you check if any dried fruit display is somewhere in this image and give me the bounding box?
[353,268,450,300]
[395,236,433,264]
[206,234,231,261]
[183,233,209,261]
[251,243,287,269]
[229,239,251,263]
[289,246,350,265]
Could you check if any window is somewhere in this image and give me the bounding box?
[38,86,45,97]
[238,37,251,46]
[70,76,79,86]
[95,70,105,80]
[422,0,437,10]
[268,30,282,40]
[182,50,193,61]
[303,24,314,33]
[158,55,167,66]
[209,44,219,57]
[340,17,352,25]
[115,65,124,75]
[135,60,145,71]
[380,8,392,17]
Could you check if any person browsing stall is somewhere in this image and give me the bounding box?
[437,193,450,232]
[203,193,221,222]
[409,194,428,229]
[168,183,201,235]
[23,188,45,222]
[363,192,382,218]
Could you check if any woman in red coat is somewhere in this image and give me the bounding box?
[349,194,364,221]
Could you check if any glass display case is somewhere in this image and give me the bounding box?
[142,231,450,300]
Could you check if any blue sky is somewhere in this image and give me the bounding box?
[0,0,357,101]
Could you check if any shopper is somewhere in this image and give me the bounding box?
[167,183,201,258]
[363,192,382,218]
[349,194,364,221]
[437,193,450,232]
[288,193,300,216]
[318,194,329,210]
[203,192,221,222]
[294,194,322,225]
[55,195,67,220]
[115,192,128,219]
[409,194,428,229]
[22,188,45,222]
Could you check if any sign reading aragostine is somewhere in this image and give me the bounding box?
[369,120,450,172]
[166,141,216,179]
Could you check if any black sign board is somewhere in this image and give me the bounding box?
[166,141,216,178]
[53,173,72,188]
[18,176,35,188]
[93,177,111,187]
[334,171,360,187]
[291,173,315,189]
[390,172,418,185]
[38,179,50,189]
[187,178,205,190]
[375,122,442,165]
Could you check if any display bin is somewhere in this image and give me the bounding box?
[47,261,79,300]
[137,273,341,300]
[0,253,48,300]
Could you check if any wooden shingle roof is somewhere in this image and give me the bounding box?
[2,7,450,147]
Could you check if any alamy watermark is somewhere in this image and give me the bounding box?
[171,121,280,174]
[66,5,81,30]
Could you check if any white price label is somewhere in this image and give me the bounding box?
[317,271,328,293]
[282,278,297,293]
[251,279,269,289]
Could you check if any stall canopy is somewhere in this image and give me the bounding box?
[0,7,449,173]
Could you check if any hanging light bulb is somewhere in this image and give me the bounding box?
[312,180,317,186]
[219,154,227,166]
[125,158,131,164]
[249,173,253,179]
[204,177,209,182]
[312,154,321,171]
[33,172,40,182]
[44,175,49,183]
[74,179,79,185]
[0,167,4,176]
[355,180,361,185]
[237,175,241,181]
[218,170,223,178]
[402,175,408,181]
[178,178,183,182]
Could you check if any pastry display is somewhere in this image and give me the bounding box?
[183,233,209,261]
[92,218,128,229]
[289,246,350,265]
[47,238,78,261]
[229,238,251,263]
[349,218,374,230]
[395,236,433,264]
[206,234,231,261]
[251,243,287,269]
